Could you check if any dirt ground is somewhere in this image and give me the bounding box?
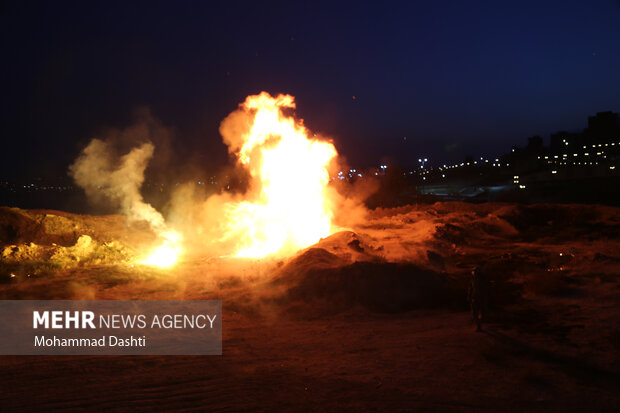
[0,202,618,411]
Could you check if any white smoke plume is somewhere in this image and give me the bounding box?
[68,110,174,237]
[69,139,167,231]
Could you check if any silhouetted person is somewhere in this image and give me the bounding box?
[468,266,489,331]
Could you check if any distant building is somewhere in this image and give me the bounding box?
[526,136,543,152]
[550,131,581,153]
[584,111,620,144]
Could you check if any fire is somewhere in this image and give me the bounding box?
[140,230,182,268]
[222,92,338,257]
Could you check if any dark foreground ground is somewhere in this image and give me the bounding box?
[0,202,618,411]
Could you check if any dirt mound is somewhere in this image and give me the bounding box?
[279,247,344,272]
[0,207,155,247]
[269,241,470,315]
[1,235,133,277]
[274,259,464,314]
[434,213,519,244]
[0,207,81,246]
[0,207,146,277]
[307,231,386,263]
[498,204,620,241]
[425,201,503,216]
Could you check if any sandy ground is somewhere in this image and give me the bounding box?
[0,202,619,411]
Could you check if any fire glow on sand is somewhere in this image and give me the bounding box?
[140,230,182,268]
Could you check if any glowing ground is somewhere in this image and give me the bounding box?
[0,202,619,411]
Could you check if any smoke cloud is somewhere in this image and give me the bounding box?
[70,139,167,231]
[68,110,173,235]
[68,95,375,261]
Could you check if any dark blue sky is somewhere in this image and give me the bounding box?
[1,0,619,179]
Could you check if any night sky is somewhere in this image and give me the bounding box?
[2,1,619,180]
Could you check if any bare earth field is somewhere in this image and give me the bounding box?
[0,202,619,411]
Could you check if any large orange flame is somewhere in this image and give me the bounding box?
[223,92,338,257]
